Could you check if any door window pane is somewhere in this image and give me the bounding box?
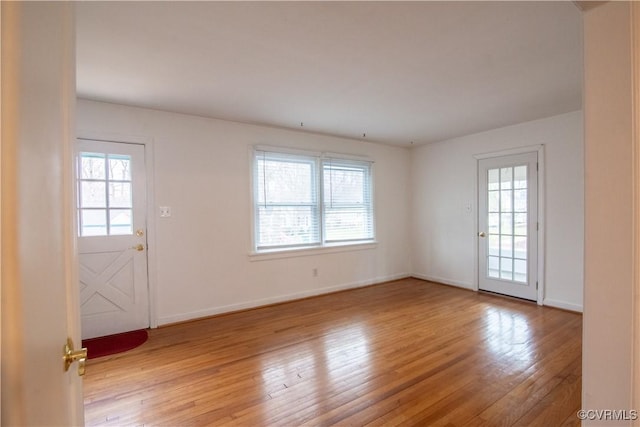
[80,182,106,208]
[500,190,512,211]
[488,256,500,278]
[80,153,105,179]
[109,209,132,235]
[488,213,499,234]
[81,209,107,236]
[109,182,132,208]
[500,235,513,258]
[500,257,513,280]
[484,164,529,284]
[514,259,527,283]
[514,236,527,260]
[514,166,527,189]
[514,189,527,212]
[500,213,513,235]
[514,213,527,236]
[108,156,131,181]
[77,152,134,237]
[500,168,512,190]
[488,169,500,191]
[488,235,500,256]
[488,191,499,212]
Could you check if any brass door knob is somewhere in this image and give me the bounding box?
[63,338,87,376]
[478,231,486,237]
[131,244,145,251]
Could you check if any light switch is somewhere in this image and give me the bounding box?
[159,206,171,217]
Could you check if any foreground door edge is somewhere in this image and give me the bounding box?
[1,2,84,425]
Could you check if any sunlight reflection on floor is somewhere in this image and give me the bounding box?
[257,322,372,424]
[482,306,534,371]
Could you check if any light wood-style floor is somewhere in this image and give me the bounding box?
[84,278,582,426]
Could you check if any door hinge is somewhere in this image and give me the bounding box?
[536,162,539,171]
[537,222,539,231]
[536,281,539,290]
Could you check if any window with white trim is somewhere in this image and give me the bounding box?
[253,148,374,252]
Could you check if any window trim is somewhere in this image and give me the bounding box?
[250,146,375,254]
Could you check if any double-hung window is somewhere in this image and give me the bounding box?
[253,148,374,252]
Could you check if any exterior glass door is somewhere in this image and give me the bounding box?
[478,152,538,301]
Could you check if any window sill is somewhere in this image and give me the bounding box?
[248,241,378,262]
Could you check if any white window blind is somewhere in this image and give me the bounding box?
[323,159,374,243]
[254,150,320,250]
[253,148,374,252]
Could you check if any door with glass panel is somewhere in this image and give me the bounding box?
[478,152,538,301]
[76,139,149,339]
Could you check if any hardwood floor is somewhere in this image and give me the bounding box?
[83,278,582,426]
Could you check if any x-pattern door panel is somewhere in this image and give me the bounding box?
[80,248,136,313]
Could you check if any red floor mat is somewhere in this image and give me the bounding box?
[82,329,148,359]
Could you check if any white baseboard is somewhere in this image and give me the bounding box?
[156,273,581,326]
[413,274,583,313]
[411,273,475,291]
[543,298,583,313]
[157,272,411,326]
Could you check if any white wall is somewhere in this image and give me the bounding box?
[411,110,584,311]
[583,2,635,421]
[77,99,412,325]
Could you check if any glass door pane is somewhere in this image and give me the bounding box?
[77,152,133,237]
[486,165,527,284]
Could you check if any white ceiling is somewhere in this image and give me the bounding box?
[76,1,582,147]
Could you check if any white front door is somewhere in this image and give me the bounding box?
[76,139,149,339]
[478,152,538,301]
